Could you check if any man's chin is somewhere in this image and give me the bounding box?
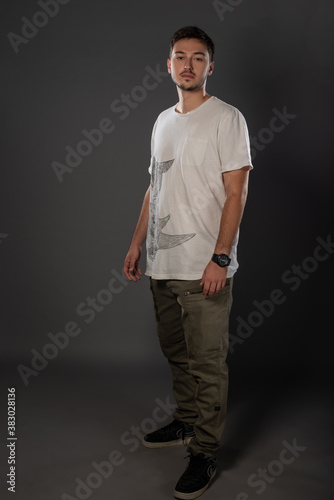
[176,83,199,91]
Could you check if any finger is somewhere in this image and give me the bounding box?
[129,267,139,281]
[133,263,143,279]
[217,279,227,292]
[131,268,141,280]
[126,260,138,281]
[124,262,132,281]
[135,265,143,276]
[202,280,211,296]
[207,282,218,296]
[127,270,135,281]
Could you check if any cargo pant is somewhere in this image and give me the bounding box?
[149,277,233,458]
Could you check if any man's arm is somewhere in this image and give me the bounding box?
[200,166,250,295]
[124,185,150,282]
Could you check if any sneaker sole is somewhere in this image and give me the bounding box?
[173,469,216,499]
[142,436,194,449]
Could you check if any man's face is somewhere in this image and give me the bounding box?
[167,38,214,92]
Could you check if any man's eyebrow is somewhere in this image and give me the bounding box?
[174,51,207,56]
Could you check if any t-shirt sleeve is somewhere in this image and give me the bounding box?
[218,107,253,173]
[148,117,159,175]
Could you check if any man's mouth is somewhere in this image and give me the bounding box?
[181,73,195,78]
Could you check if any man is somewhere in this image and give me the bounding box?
[124,26,253,500]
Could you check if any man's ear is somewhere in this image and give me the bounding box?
[167,58,171,74]
[208,61,214,76]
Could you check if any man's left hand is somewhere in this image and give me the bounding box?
[200,261,228,296]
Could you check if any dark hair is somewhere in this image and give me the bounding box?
[169,26,215,62]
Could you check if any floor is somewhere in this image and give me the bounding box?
[1,360,333,500]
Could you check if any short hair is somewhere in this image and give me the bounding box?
[169,26,215,62]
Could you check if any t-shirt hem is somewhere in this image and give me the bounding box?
[145,270,236,280]
[222,161,253,173]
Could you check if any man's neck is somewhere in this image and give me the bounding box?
[175,88,211,114]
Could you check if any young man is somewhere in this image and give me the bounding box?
[124,26,253,499]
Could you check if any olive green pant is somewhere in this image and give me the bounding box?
[149,277,233,458]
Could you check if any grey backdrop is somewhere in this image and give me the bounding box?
[1,1,333,499]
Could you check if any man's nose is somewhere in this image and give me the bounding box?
[184,58,193,69]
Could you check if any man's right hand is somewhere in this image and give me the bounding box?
[124,244,143,282]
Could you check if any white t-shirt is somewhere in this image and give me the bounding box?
[145,96,253,280]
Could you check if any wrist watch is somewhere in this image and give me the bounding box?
[211,253,231,267]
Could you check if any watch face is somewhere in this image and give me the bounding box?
[218,255,229,266]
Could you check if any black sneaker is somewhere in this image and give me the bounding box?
[142,419,195,448]
[174,453,217,499]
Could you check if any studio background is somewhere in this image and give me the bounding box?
[1,1,333,499]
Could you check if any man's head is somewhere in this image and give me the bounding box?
[168,26,215,92]
[169,26,215,63]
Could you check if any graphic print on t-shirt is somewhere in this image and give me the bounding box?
[148,157,196,261]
